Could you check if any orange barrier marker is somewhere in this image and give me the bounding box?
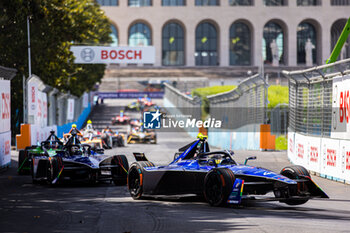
[260,124,276,150]
[16,124,31,150]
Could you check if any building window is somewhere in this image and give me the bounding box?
[263,22,284,65]
[297,22,317,65]
[297,0,320,5]
[195,0,219,6]
[331,0,350,5]
[162,0,185,5]
[110,25,118,46]
[230,22,251,65]
[195,22,218,66]
[229,0,253,5]
[162,23,185,66]
[331,19,350,60]
[128,0,152,6]
[96,0,118,6]
[263,0,287,6]
[128,23,152,46]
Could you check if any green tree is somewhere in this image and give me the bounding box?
[0,0,112,135]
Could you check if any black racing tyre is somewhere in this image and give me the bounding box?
[127,161,155,199]
[128,163,143,199]
[18,150,27,175]
[112,155,129,185]
[151,136,157,144]
[30,158,39,184]
[204,168,235,207]
[119,137,125,147]
[47,158,60,185]
[280,165,310,205]
[108,136,113,148]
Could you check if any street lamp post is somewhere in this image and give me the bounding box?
[27,16,32,77]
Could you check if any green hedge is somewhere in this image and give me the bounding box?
[268,85,289,109]
[275,135,288,150]
[192,85,237,120]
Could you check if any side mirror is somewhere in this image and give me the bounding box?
[244,156,257,165]
[173,152,182,161]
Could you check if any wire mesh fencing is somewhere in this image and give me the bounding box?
[283,58,350,137]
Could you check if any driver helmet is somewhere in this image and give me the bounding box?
[86,120,93,130]
[70,146,82,155]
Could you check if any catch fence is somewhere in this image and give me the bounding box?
[283,58,350,137]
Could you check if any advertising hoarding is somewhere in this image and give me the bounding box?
[70,46,155,64]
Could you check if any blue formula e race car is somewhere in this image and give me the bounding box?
[127,134,328,206]
[31,131,129,185]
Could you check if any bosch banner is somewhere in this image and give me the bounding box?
[0,80,11,133]
[332,74,350,139]
[70,46,155,64]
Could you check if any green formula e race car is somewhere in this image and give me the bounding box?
[17,131,64,175]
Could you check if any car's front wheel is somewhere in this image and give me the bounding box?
[280,165,310,205]
[204,168,235,207]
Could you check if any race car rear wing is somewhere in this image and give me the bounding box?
[133,152,150,162]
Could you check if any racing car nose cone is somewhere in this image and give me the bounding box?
[139,133,145,138]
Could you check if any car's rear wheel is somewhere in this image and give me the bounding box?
[280,165,310,205]
[18,150,27,175]
[128,164,143,199]
[204,168,235,207]
[30,158,39,184]
[152,136,157,144]
[112,155,129,185]
[47,158,60,186]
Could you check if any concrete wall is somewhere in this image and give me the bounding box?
[288,131,350,184]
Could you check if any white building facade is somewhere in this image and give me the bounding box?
[97,0,350,68]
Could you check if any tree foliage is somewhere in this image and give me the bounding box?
[0,0,112,133]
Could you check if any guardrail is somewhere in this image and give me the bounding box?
[207,74,266,130]
[284,58,350,183]
[163,74,267,150]
[206,74,267,150]
[163,83,201,137]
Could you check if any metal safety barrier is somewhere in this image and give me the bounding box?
[284,58,350,183]
[207,74,266,130]
[164,82,201,122]
[283,58,350,137]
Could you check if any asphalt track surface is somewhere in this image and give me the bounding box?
[1,99,350,233]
